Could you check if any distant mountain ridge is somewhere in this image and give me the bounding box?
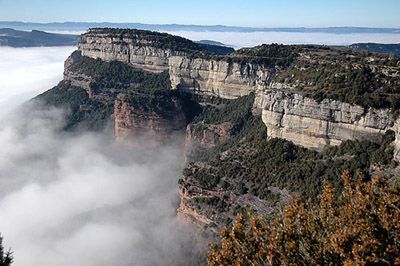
[1,21,399,34]
[349,43,400,55]
[0,28,78,47]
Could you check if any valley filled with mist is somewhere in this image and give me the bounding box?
[0,23,399,266]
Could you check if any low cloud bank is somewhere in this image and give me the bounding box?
[0,46,75,116]
[166,30,400,48]
[0,103,199,266]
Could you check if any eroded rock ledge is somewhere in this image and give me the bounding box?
[78,28,272,99]
[255,90,393,151]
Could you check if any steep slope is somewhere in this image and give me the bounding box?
[178,95,397,232]
[35,28,400,234]
[78,28,276,99]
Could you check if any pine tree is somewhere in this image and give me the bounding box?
[0,235,13,266]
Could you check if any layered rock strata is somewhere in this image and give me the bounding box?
[76,29,400,159]
[184,121,233,163]
[255,90,392,151]
[114,94,187,144]
[78,29,272,99]
[177,166,276,234]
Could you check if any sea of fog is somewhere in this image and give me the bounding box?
[0,29,399,265]
[45,29,400,49]
[0,46,200,266]
[0,46,76,116]
[166,31,400,48]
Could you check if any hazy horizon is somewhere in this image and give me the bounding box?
[1,0,399,28]
[0,0,399,265]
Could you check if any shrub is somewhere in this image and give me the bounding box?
[205,172,400,266]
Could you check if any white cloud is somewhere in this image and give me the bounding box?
[0,104,198,266]
[0,46,76,116]
[166,31,400,48]
[3,30,398,265]
[0,46,200,266]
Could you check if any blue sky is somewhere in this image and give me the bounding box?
[0,0,399,28]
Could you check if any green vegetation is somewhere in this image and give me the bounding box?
[190,196,229,213]
[69,54,169,92]
[229,43,299,68]
[85,28,211,54]
[38,54,201,130]
[192,93,255,133]
[35,81,114,131]
[350,42,400,56]
[122,88,201,121]
[184,94,396,202]
[206,174,400,266]
[275,46,400,110]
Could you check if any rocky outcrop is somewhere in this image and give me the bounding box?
[254,90,392,151]
[393,119,400,162]
[114,94,187,144]
[168,56,272,99]
[63,56,93,94]
[78,29,273,99]
[177,165,275,234]
[75,30,400,160]
[184,121,233,163]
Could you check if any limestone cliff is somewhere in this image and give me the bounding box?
[254,90,393,151]
[78,33,183,73]
[78,28,272,99]
[63,56,94,95]
[168,56,272,99]
[393,120,400,162]
[37,28,400,239]
[74,29,400,158]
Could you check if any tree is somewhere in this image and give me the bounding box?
[205,171,400,265]
[0,235,12,266]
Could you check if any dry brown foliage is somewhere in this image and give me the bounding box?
[205,171,400,265]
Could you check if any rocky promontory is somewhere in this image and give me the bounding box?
[36,28,400,234]
[78,28,273,99]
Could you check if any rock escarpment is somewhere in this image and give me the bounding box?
[78,34,183,73]
[254,90,392,151]
[393,120,400,162]
[184,121,233,163]
[75,29,400,157]
[168,56,271,99]
[78,28,272,99]
[38,28,400,239]
[177,162,278,234]
[114,94,187,144]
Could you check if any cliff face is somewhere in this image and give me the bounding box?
[393,120,400,162]
[254,90,392,151]
[73,29,400,155]
[168,56,272,99]
[38,28,400,239]
[184,121,233,163]
[177,162,277,234]
[74,29,400,158]
[78,29,272,99]
[114,94,187,144]
[78,34,182,73]
[64,56,94,94]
